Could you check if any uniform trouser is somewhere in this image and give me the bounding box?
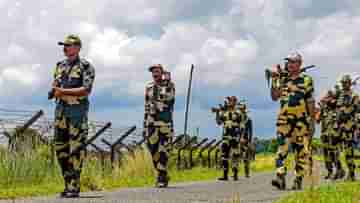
[240,141,250,173]
[327,136,343,173]
[344,140,356,174]
[221,137,240,172]
[275,136,307,178]
[321,135,333,173]
[54,106,88,192]
[340,129,356,174]
[146,125,172,177]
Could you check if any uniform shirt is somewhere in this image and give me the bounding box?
[218,109,244,138]
[54,57,95,106]
[319,102,337,137]
[53,57,95,120]
[336,89,359,133]
[279,73,314,117]
[144,80,175,127]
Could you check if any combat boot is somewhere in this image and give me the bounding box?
[232,168,238,181]
[59,188,69,198]
[59,180,70,198]
[245,165,250,178]
[64,188,80,198]
[291,177,303,190]
[271,174,286,190]
[155,171,169,188]
[332,168,346,180]
[346,171,356,182]
[218,169,229,181]
[324,170,332,180]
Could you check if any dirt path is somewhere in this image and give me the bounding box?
[0,162,323,203]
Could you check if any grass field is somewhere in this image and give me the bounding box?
[276,151,360,203]
[277,181,360,203]
[0,146,275,199]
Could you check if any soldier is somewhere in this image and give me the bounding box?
[49,34,95,198]
[237,102,252,178]
[270,52,316,190]
[213,96,244,181]
[336,74,359,181]
[316,90,345,179]
[143,64,175,188]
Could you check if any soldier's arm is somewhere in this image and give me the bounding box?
[271,88,281,101]
[49,63,60,99]
[247,118,253,142]
[305,76,316,120]
[165,82,175,109]
[144,86,151,125]
[315,107,322,124]
[55,63,95,97]
[215,111,223,125]
[271,65,281,101]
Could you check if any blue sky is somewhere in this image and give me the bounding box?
[0,0,360,141]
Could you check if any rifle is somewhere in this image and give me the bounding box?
[211,103,227,113]
[352,76,360,85]
[265,64,316,88]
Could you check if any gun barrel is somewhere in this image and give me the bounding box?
[301,65,316,72]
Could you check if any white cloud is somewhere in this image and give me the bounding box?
[0,0,359,138]
[300,13,360,59]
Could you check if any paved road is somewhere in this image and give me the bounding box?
[0,162,323,203]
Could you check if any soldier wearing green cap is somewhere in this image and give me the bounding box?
[316,90,345,180]
[143,64,175,188]
[335,74,359,181]
[49,34,95,198]
[213,96,245,181]
[237,101,252,178]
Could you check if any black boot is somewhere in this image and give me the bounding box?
[324,170,332,180]
[218,169,229,181]
[271,174,286,190]
[232,168,238,181]
[245,165,250,178]
[59,188,69,198]
[65,190,80,198]
[156,171,169,188]
[333,168,346,180]
[346,171,356,182]
[291,177,303,190]
[59,178,70,198]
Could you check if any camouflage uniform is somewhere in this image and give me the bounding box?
[273,70,314,189]
[52,36,95,195]
[318,98,344,179]
[217,105,245,180]
[144,71,175,186]
[238,103,252,178]
[336,76,359,181]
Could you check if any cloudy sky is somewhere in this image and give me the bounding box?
[0,0,360,140]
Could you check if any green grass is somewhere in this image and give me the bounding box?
[277,182,360,203]
[0,146,275,199]
[276,150,360,203]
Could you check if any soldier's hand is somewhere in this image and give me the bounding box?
[53,87,64,98]
[240,137,247,144]
[52,80,59,87]
[271,64,281,78]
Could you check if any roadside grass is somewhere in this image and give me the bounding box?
[0,146,276,199]
[276,150,360,203]
[277,181,360,203]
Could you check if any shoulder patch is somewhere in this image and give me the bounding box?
[56,59,66,66]
[80,58,90,69]
[146,81,155,88]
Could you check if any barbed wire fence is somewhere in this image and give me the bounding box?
[0,107,224,170]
